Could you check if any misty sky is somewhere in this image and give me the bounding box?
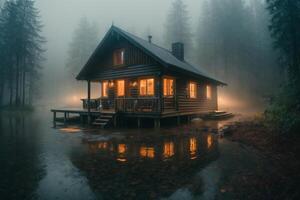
[35,0,202,105]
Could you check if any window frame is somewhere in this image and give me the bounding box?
[113,48,125,66]
[139,77,155,96]
[188,82,197,99]
[163,77,175,97]
[206,85,212,100]
[117,80,125,97]
[101,81,109,98]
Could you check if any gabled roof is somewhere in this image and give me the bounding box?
[77,25,226,85]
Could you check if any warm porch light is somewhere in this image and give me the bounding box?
[130,81,137,87]
[109,81,114,87]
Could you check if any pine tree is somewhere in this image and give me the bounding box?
[0,0,19,106]
[267,0,300,83]
[265,0,300,135]
[16,0,45,106]
[66,17,99,77]
[0,0,45,107]
[0,3,4,106]
[196,0,278,100]
[164,0,192,58]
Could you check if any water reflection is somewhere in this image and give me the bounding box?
[117,144,127,162]
[0,112,45,200]
[163,141,175,159]
[140,146,155,158]
[189,137,197,160]
[207,134,213,149]
[71,131,219,199]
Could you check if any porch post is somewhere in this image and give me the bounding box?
[53,111,56,127]
[87,80,91,124]
[157,74,163,113]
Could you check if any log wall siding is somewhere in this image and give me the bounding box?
[176,78,218,113]
[106,77,160,99]
[88,38,158,79]
[101,77,218,113]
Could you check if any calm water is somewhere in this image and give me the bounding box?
[0,109,264,200]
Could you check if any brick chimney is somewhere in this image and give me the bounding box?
[172,42,184,61]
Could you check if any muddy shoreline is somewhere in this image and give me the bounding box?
[221,118,300,199]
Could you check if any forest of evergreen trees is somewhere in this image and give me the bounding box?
[0,0,44,108]
[0,0,299,135]
[163,0,299,135]
[164,0,280,103]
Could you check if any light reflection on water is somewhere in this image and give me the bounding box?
[70,127,219,199]
[1,111,237,200]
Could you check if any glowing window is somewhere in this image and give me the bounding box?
[113,48,125,66]
[102,81,108,97]
[140,146,155,158]
[189,82,197,98]
[139,78,154,96]
[163,141,174,158]
[206,85,212,99]
[163,78,174,96]
[117,80,125,96]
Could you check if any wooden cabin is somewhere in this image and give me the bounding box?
[75,25,226,127]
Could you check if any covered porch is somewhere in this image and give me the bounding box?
[83,76,177,114]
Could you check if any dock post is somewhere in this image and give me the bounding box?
[64,112,67,124]
[177,116,180,126]
[53,112,56,127]
[87,80,91,125]
[154,118,160,129]
[80,115,84,124]
[137,118,141,128]
[113,115,117,127]
[188,115,192,124]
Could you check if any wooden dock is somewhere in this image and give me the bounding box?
[51,108,115,127]
[51,107,233,128]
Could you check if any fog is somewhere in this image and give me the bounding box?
[1,0,279,113]
[37,0,203,107]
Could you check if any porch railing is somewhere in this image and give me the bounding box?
[82,97,176,113]
[115,97,160,113]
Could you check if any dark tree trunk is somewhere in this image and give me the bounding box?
[0,79,4,107]
[15,57,20,106]
[22,70,26,106]
[9,68,13,107]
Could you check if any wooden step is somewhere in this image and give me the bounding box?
[95,118,110,122]
[100,115,113,119]
[211,111,227,114]
[92,112,116,128]
[92,122,107,127]
[204,112,234,119]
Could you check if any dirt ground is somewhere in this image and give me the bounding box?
[222,118,300,199]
